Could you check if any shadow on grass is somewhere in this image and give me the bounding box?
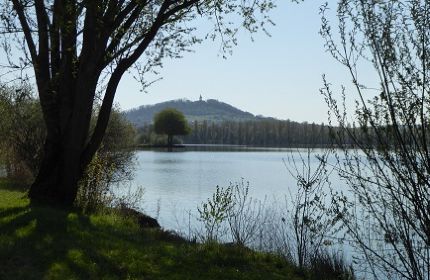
[0,178,30,192]
[0,206,29,220]
[0,205,136,280]
[0,190,305,280]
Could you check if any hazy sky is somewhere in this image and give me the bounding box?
[115,1,362,123]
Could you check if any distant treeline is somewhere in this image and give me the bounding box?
[136,119,354,147]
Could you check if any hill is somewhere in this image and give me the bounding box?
[126,98,338,147]
[125,98,263,126]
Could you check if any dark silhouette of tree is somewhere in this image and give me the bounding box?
[0,0,277,207]
[153,108,190,147]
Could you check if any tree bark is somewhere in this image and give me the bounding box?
[28,120,88,208]
[167,135,173,148]
[28,120,94,208]
[29,141,81,208]
[29,80,97,208]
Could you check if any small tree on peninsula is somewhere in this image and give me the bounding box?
[154,108,190,147]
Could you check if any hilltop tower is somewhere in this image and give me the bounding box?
[199,94,203,102]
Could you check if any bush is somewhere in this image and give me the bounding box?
[309,251,355,280]
[76,108,138,213]
[0,85,45,181]
[227,180,267,247]
[196,181,266,247]
[0,84,138,212]
[197,185,233,242]
[196,179,355,279]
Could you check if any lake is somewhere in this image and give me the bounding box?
[118,147,338,233]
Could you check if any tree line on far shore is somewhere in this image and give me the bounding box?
[136,118,360,147]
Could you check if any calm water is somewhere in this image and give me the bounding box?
[118,148,386,278]
[119,148,337,232]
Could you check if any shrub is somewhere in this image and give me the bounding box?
[227,180,267,247]
[0,84,138,211]
[197,185,234,242]
[309,251,355,280]
[197,181,266,247]
[76,108,137,213]
[0,85,45,181]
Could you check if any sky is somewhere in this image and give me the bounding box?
[114,0,359,123]
[0,1,374,124]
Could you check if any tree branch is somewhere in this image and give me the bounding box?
[50,0,61,75]
[35,0,51,80]
[82,0,171,166]
[11,0,38,70]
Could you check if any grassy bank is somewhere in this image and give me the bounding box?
[0,178,303,280]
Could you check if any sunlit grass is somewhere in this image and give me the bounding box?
[0,178,303,280]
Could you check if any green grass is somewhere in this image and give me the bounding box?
[0,178,304,280]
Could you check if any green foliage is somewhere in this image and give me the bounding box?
[101,108,137,151]
[154,108,191,136]
[0,181,304,280]
[153,108,191,146]
[196,181,265,247]
[76,108,138,213]
[0,84,137,212]
[0,85,45,180]
[197,185,234,242]
[76,153,114,213]
[196,179,355,280]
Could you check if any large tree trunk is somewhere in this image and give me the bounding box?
[29,78,97,208]
[27,63,122,208]
[28,145,81,208]
[28,129,89,208]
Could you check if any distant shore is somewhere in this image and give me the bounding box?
[135,143,335,151]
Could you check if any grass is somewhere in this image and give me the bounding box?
[0,178,304,280]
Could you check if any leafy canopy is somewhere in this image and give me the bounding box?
[153,108,190,137]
